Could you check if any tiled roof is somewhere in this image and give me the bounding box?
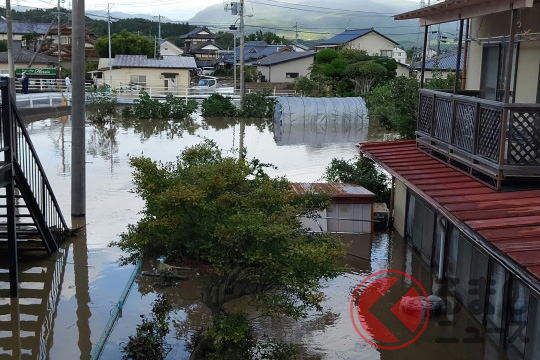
[219,42,286,65]
[254,51,315,66]
[180,26,215,39]
[0,21,50,35]
[414,51,464,70]
[0,49,58,64]
[112,55,196,69]
[359,140,540,282]
[319,28,398,46]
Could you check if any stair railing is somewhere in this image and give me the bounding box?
[9,97,69,248]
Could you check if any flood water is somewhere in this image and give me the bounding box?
[0,113,504,359]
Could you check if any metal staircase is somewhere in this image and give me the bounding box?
[0,79,69,297]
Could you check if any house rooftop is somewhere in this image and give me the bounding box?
[112,55,197,69]
[414,51,464,70]
[254,51,315,66]
[319,28,398,46]
[394,0,534,25]
[289,182,375,200]
[180,26,214,39]
[359,140,540,286]
[0,21,50,35]
[0,49,58,64]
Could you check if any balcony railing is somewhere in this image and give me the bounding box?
[417,89,540,188]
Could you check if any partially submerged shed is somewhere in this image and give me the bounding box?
[290,182,375,234]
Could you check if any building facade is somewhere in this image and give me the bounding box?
[255,51,315,83]
[357,1,540,359]
[315,28,398,57]
[97,55,196,92]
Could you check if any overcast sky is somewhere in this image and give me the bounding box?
[18,0,419,22]
[18,0,238,21]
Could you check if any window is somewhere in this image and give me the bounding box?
[525,295,540,360]
[405,191,434,262]
[286,72,299,79]
[380,50,392,58]
[130,75,146,86]
[507,278,530,359]
[469,247,488,323]
[486,260,508,344]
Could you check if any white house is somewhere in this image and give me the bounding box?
[315,28,398,58]
[160,40,183,56]
[96,55,197,92]
[392,46,407,64]
[254,51,315,83]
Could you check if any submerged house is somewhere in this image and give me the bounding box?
[358,1,540,359]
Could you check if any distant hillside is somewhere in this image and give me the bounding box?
[188,0,455,48]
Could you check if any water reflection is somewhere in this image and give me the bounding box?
[7,115,506,359]
[273,120,370,146]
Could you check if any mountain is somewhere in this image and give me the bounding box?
[188,0,454,48]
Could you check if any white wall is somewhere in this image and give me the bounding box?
[101,67,191,89]
[257,55,314,83]
[393,46,407,64]
[466,8,540,102]
[347,32,396,57]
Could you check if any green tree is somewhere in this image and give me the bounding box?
[214,31,235,50]
[366,75,419,139]
[325,156,390,204]
[344,61,388,94]
[112,141,345,358]
[95,30,155,58]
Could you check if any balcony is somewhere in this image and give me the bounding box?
[416,89,540,190]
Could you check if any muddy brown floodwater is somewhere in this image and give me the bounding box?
[0,113,506,359]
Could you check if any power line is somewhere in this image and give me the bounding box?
[258,0,395,16]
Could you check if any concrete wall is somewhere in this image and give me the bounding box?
[393,179,407,238]
[101,67,191,89]
[466,8,540,102]
[257,55,314,83]
[348,32,395,57]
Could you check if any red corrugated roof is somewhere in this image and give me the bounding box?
[359,140,540,280]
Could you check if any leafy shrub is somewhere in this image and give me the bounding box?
[239,92,274,118]
[201,93,238,117]
[122,295,172,360]
[366,76,419,139]
[325,156,390,204]
[87,84,117,122]
[132,91,198,119]
[122,106,134,118]
[315,48,339,63]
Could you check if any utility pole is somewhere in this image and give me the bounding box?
[5,0,15,98]
[158,15,161,42]
[71,0,86,216]
[57,0,61,65]
[107,3,112,87]
[294,22,298,47]
[239,0,245,105]
[233,33,236,90]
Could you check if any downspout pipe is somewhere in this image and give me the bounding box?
[438,217,447,280]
